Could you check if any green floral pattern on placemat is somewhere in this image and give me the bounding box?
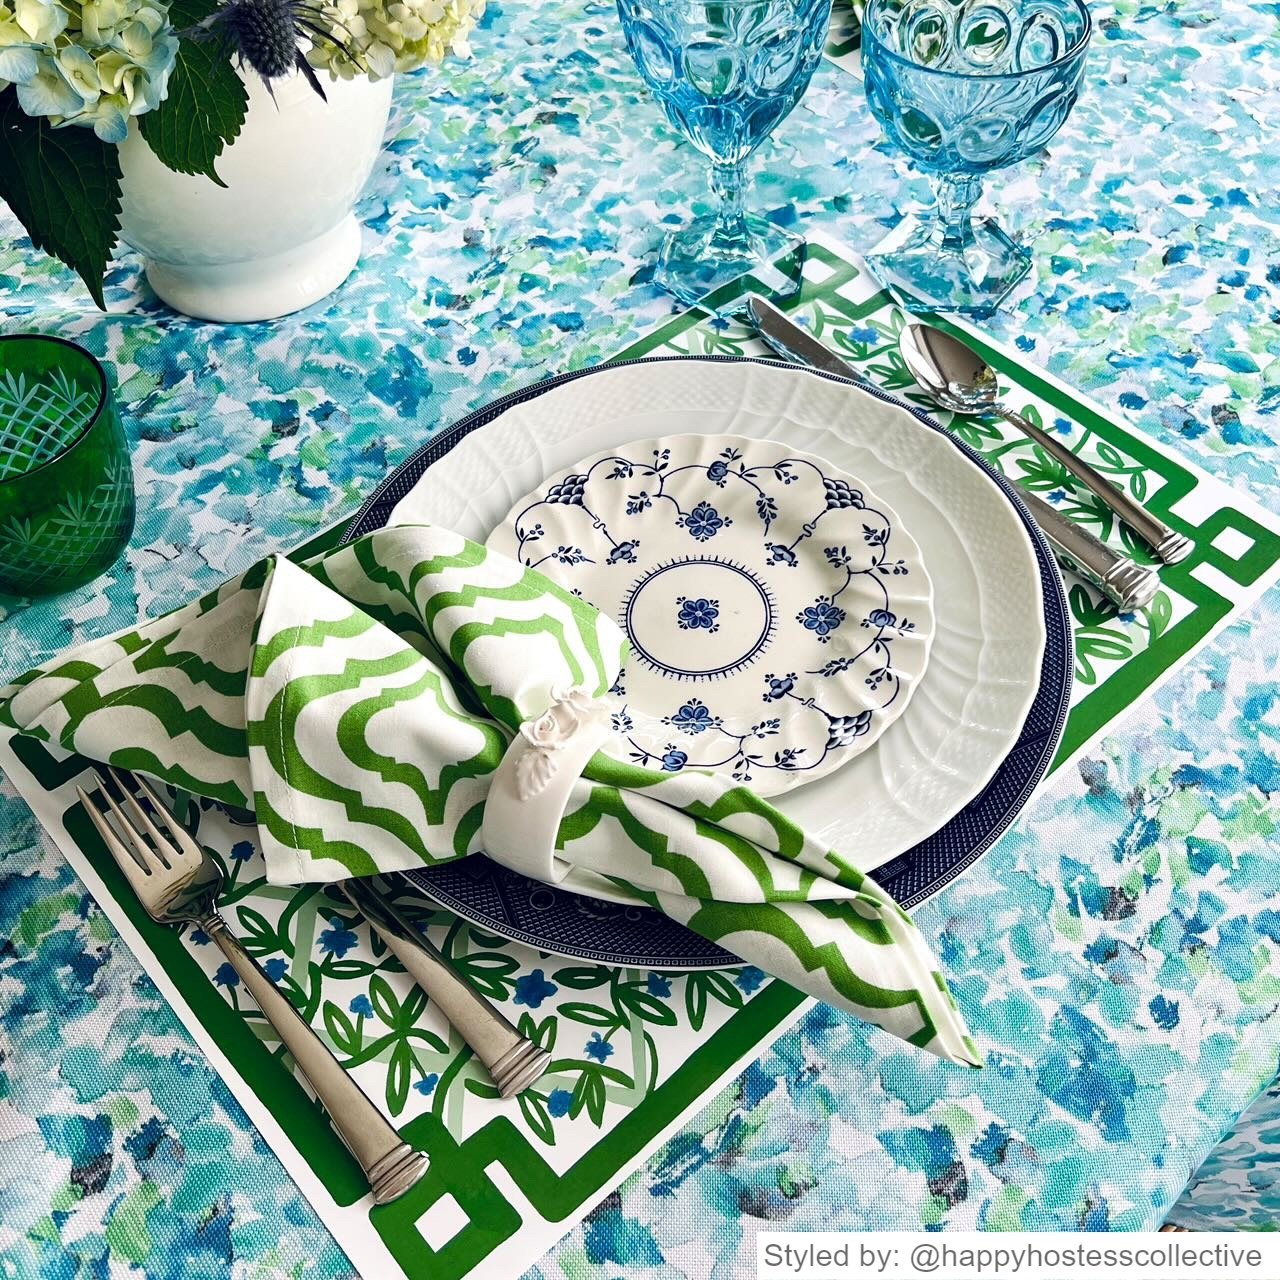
[4,728,810,1275]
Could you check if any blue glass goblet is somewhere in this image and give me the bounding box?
[617,0,834,306]
[863,0,1092,315]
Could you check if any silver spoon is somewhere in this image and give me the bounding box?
[899,323,1192,565]
[745,295,1159,610]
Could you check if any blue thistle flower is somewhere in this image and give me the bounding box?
[196,0,360,99]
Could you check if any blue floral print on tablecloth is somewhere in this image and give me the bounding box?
[1,0,1279,1274]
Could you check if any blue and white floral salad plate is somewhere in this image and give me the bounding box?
[489,434,935,796]
[346,357,1071,967]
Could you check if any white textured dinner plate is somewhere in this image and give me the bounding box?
[376,359,1047,887]
[488,433,935,796]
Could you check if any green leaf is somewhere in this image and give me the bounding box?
[1094,440,1132,471]
[368,974,401,1026]
[277,971,308,1010]
[519,1091,556,1145]
[695,971,742,1019]
[552,965,613,990]
[832,328,864,356]
[948,418,1004,452]
[1117,521,1158,563]
[519,1013,558,1052]
[1143,590,1172,640]
[1076,631,1132,662]
[616,982,678,1027]
[397,983,428,1030]
[322,1002,361,1055]
[685,975,709,1032]
[386,1042,412,1116]
[234,905,278,949]
[138,4,248,185]
[569,1069,607,1125]
[0,89,121,308]
[802,306,826,337]
[452,952,520,999]
[1069,582,1113,627]
[558,1002,620,1028]
[1016,454,1075,492]
[465,928,510,949]
[323,958,379,980]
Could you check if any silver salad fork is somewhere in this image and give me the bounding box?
[78,766,429,1205]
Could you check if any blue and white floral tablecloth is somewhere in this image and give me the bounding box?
[2,1,1279,1275]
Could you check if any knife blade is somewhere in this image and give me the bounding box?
[748,296,867,382]
[339,879,549,1097]
[743,295,1158,611]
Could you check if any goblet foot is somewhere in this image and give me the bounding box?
[867,214,1032,317]
[655,212,804,307]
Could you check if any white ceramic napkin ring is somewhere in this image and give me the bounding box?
[482,687,614,884]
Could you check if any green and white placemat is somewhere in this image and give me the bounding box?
[826,0,864,65]
[2,235,1277,1279]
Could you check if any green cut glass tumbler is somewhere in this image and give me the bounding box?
[0,335,135,597]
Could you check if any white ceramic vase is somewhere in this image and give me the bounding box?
[118,70,394,323]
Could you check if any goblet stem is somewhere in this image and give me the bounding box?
[709,160,752,251]
[930,173,983,253]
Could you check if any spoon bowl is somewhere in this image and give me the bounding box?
[897,322,1192,565]
[899,323,1000,412]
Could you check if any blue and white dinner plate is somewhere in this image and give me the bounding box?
[489,433,935,796]
[344,357,1071,969]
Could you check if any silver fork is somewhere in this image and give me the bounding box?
[78,767,428,1205]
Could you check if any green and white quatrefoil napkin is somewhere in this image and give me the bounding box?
[0,523,976,1065]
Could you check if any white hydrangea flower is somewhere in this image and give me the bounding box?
[15,0,70,44]
[307,0,485,81]
[0,16,42,93]
[0,0,178,139]
[80,0,133,43]
[16,53,84,117]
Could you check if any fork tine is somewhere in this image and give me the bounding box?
[106,766,175,861]
[77,785,155,883]
[127,771,204,864]
[94,770,172,871]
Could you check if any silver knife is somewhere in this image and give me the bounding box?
[339,879,550,1098]
[746,296,1159,611]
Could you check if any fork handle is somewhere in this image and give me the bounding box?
[995,405,1192,564]
[201,913,428,1205]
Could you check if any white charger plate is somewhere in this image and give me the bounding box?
[378,359,1047,890]
[488,433,935,796]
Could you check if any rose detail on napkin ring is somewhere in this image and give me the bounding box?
[483,686,615,885]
